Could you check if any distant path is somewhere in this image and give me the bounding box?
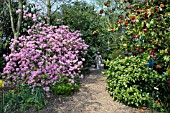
[28,67,152,113]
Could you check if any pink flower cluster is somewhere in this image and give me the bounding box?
[2,23,88,94]
[16,9,22,14]
[23,9,38,22]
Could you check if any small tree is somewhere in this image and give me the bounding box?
[4,0,24,39]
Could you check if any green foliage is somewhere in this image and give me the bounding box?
[0,57,5,73]
[1,85,46,113]
[55,1,107,67]
[0,2,11,73]
[104,56,169,112]
[52,75,80,96]
[21,3,42,34]
[108,0,170,72]
[0,2,12,37]
[0,1,24,73]
[52,83,79,96]
[101,0,170,111]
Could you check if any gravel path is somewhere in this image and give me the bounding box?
[28,68,153,113]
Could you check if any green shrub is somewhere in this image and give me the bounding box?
[104,56,169,111]
[52,82,79,96]
[0,56,5,73]
[1,85,46,113]
[51,75,80,96]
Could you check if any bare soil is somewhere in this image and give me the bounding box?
[27,67,154,113]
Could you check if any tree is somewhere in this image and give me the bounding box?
[103,0,170,111]
[56,1,105,66]
[30,0,71,25]
[0,1,18,72]
[4,0,24,40]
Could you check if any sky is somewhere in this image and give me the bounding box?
[28,0,98,12]
[82,0,95,3]
[29,0,96,4]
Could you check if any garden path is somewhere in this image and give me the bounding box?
[29,67,151,113]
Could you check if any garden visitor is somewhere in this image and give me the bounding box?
[94,51,103,70]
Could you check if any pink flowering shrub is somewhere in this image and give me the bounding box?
[2,23,88,95]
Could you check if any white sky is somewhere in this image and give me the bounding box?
[28,0,97,12]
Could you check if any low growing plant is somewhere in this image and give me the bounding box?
[2,85,46,113]
[52,75,80,96]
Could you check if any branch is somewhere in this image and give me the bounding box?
[16,0,23,34]
[39,0,46,5]
[51,7,60,16]
[51,1,56,7]
[47,0,51,24]
[8,0,16,34]
[4,0,10,7]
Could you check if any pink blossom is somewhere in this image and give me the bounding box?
[69,79,74,84]
[78,61,83,66]
[35,3,39,7]
[4,56,9,61]
[28,13,32,17]
[2,21,88,97]
[57,18,62,22]
[23,16,27,19]
[16,9,22,14]
[79,74,84,79]
[27,29,32,34]
[32,19,36,22]
[82,58,85,61]
[24,10,27,14]
[31,71,37,77]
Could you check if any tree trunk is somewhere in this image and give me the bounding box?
[5,0,22,40]
[16,0,23,36]
[47,0,51,25]
[14,33,19,40]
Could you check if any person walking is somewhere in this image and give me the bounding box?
[94,51,103,70]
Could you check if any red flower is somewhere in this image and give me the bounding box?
[150,50,156,58]
[168,82,170,87]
